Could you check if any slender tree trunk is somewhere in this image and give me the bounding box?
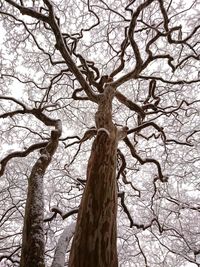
[69,86,118,267]
[20,157,46,267]
[20,128,61,267]
[51,222,76,267]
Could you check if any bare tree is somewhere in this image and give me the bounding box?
[0,0,200,266]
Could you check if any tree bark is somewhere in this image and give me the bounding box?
[69,86,118,267]
[51,222,76,267]
[20,128,60,267]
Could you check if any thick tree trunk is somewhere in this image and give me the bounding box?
[20,127,61,267]
[69,86,118,267]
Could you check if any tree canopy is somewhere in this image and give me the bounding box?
[0,0,200,266]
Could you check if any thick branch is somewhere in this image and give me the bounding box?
[115,91,145,118]
[0,142,48,177]
[124,137,167,182]
[128,0,155,68]
[43,0,98,103]
[118,192,134,228]
[139,75,200,84]
[127,122,165,136]
[4,0,48,22]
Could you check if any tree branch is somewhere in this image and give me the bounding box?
[0,142,48,177]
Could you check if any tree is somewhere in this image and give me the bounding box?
[0,0,200,266]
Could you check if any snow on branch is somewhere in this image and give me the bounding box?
[124,137,168,182]
[44,207,78,222]
[0,142,48,177]
[97,128,110,137]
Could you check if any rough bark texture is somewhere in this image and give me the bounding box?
[20,128,61,267]
[69,86,118,267]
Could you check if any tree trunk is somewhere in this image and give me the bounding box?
[69,86,118,267]
[20,128,60,267]
[20,157,46,267]
[51,222,75,267]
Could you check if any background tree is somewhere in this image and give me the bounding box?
[0,0,200,266]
